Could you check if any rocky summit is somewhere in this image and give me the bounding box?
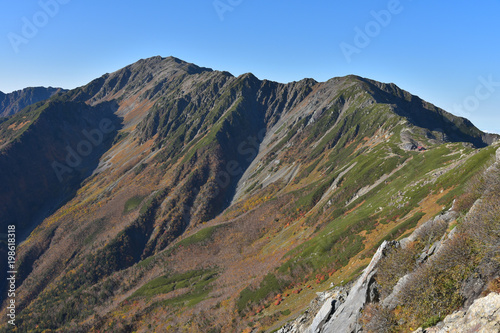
[0,56,499,332]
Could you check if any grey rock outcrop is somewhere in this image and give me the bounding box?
[402,142,417,151]
[306,241,391,333]
[399,209,457,249]
[306,296,339,333]
[382,273,410,310]
[278,288,349,333]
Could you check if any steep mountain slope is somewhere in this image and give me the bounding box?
[0,99,120,232]
[0,56,498,332]
[0,87,65,118]
[296,145,500,333]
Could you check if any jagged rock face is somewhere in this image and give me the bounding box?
[278,288,349,333]
[306,241,391,333]
[413,292,500,333]
[0,87,65,117]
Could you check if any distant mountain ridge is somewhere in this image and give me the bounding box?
[0,86,66,118]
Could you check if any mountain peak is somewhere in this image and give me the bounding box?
[128,55,214,76]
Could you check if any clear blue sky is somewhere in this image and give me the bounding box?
[1,0,499,133]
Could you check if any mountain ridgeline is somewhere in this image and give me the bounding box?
[0,56,498,332]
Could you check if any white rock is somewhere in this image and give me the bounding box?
[311,241,391,333]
